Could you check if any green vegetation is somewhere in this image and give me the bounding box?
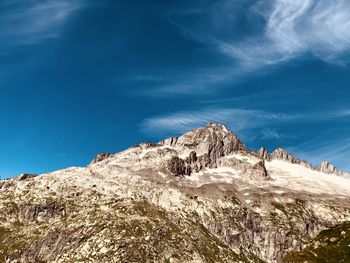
[284,222,350,263]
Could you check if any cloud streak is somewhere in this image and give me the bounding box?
[135,0,350,96]
[141,108,296,136]
[142,107,350,135]
[171,0,350,76]
[290,137,350,172]
[225,0,350,68]
[0,0,86,45]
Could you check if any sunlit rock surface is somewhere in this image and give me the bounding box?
[1,123,350,263]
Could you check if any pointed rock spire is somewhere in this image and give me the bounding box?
[258,147,271,161]
[318,160,340,175]
[271,148,301,164]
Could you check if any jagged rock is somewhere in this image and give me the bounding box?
[90,152,113,164]
[317,160,340,175]
[243,160,270,180]
[18,202,66,223]
[184,151,201,173]
[17,173,37,181]
[0,180,15,190]
[159,136,178,146]
[271,148,301,164]
[0,174,37,190]
[161,123,245,171]
[167,156,189,176]
[162,123,244,156]
[300,160,312,169]
[258,147,271,161]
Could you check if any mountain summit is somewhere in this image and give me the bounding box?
[1,123,350,263]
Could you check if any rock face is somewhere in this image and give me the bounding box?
[164,123,251,176]
[258,147,271,161]
[246,160,270,180]
[315,161,350,178]
[161,123,245,163]
[90,153,113,164]
[1,123,350,263]
[167,156,189,176]
[17,173,37,181]
[318,160,340,174]
[18,202,65,223]
[271,148,301,164]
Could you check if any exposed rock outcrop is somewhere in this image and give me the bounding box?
[161,123,245,159]
[167,156,189,176]
[318,160,340,175]
[19,202,66,223]
[244,160,270,180]
[271,148,301,164]
[90,153,113,164]
[163,123,249,176]
[258,147,271,161]
[17,173,37,181]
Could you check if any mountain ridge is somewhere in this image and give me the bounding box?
[90,122,348,178]
[1,122,350,263]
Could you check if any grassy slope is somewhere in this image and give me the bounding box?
[284,222,350,263]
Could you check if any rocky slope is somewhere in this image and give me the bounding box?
[1,123,350,263]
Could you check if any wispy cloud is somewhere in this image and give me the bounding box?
[142,107,350,135]
[290,137,350,172]
[0,0,86,45]
[222,0,350,69]
[141,106,350,149]
[128,69,237,97]
[260,128,282,140]
[160,0,350,94]
[141,108,296,136]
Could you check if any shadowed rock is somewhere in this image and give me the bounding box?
[167,156,189,176]
[258,147,271,161]
[271,148,301,164]
[90,152,113,164]
[19,202,65,223]
[244,160,270,180]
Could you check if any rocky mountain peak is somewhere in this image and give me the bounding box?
[206,122,230,132]
[160,122,245,154]
[318,160,340,175]
[157,123,249,176]
[271,148,301,164]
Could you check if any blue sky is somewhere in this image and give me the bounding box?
[1,0,350,178]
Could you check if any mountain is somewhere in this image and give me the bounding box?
[1,123,350,263]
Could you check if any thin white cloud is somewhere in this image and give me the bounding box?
[0,0,86,45]
[171,0,350,75]
[141,108,295,135]
[219,0,350,69]
[290,137,350,172]
[261,128,281,140]
[142,108,350,135]
[139,0,350,95]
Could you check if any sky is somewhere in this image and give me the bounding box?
[0,0,350,178]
